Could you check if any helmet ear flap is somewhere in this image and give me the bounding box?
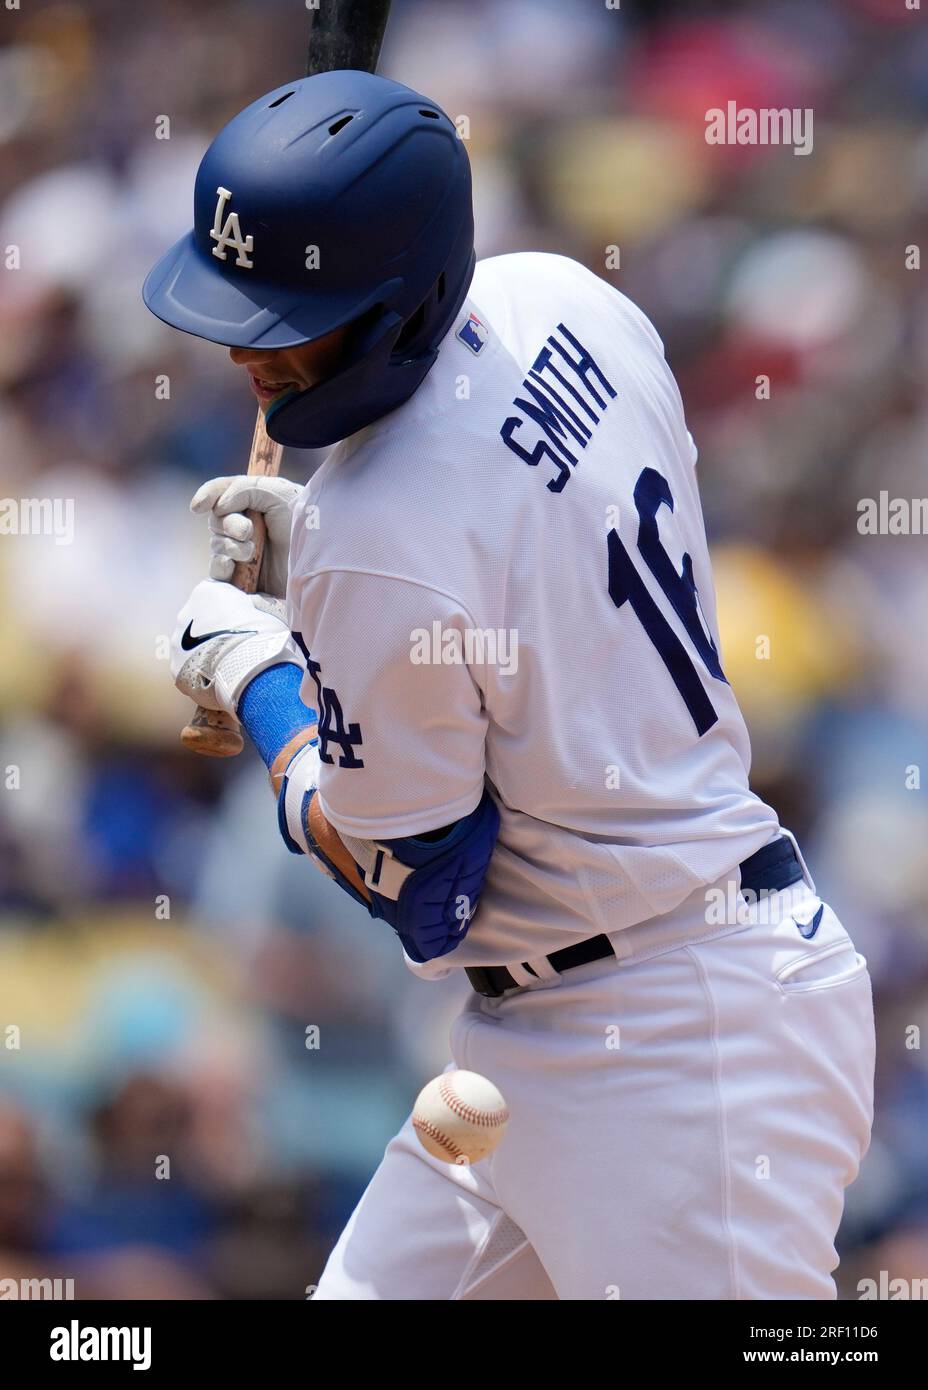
[264,307,412,449]
[335,303,392,362]
[343,305,404,365]
[393,269,452,359]
[394,301,428,356]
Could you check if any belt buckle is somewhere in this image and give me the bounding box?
[465,964,521,999]
[465,966,502,999]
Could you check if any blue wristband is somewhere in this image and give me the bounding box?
[238,663,316,770]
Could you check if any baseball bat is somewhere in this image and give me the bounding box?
[181,0,394,756]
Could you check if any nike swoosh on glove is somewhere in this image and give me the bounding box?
[171,578,300,716]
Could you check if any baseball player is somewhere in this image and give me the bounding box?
[144,72,875,1300]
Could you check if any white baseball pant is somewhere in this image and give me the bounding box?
[313,875,875,1300]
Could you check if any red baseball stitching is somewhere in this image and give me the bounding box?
[412,1116,464,1160]
[439,1074,509,1129]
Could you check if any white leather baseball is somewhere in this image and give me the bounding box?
[412,1069,509,1165]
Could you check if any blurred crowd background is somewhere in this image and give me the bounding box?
[1,0,927,1299]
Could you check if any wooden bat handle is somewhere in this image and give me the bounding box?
[181,411,283,756]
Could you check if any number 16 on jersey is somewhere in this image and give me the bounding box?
[606,466,727,737]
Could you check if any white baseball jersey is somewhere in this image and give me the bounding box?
[287,252,780,977]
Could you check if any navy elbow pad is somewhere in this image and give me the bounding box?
[367,789,501,964]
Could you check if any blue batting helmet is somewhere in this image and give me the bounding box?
[142,71,475,448]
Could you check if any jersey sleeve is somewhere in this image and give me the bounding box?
[290,568,489,841]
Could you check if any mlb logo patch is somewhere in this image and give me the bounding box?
[457,312,489,355]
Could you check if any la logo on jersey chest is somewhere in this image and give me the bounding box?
[210,185,254,268]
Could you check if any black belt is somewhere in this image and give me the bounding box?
[465,834,803,999]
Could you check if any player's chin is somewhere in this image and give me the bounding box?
[254,390,294,416]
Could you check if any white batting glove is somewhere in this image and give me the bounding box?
[191,475,303,599]
[171,578,299,716]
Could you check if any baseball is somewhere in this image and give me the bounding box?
[412,1070,509,1165]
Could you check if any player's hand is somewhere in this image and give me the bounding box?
[191,475,303,598]
[171,578,298,715]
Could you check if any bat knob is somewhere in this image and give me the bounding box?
[181,706,244,757]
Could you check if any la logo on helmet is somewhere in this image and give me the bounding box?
[210,186,254,269]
